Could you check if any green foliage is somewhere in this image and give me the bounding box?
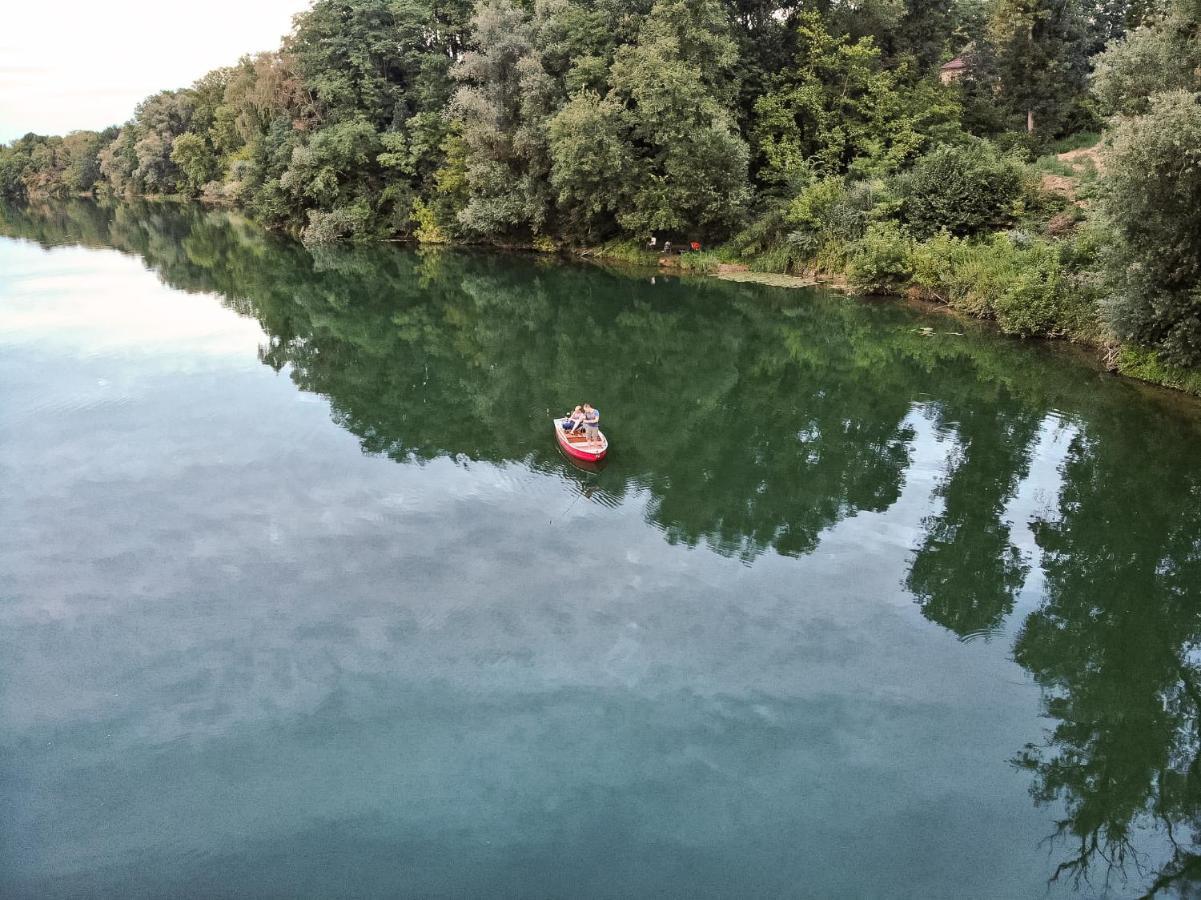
[747,244,801,274]
[848,221,914,292]
[590,238,659,265]
[992,242,1074,337]
[1092,4,1201,116]
[605,0,751,238]
[752,12,961,184]
[781,177,879,271]
[1115,345,1201,396]
[283,120,380,207]
[1045,131,1101,155]
[675,249,726,272]
[548,91,633,241]
[411,197,449,243]
[451,0,558,237]
[909,230,1101,337]
[419,128,471,241]
[0,0,1192,388]
[170,132,215,196]
[962,0,1095,137]
[0,130,116,200]
[893,0,961,69]
[301,202,373,245]
[1101,89,1201,366]
[896,140,1028,237]
[62,130,113,194]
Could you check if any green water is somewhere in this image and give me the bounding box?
[3,201,1201,898]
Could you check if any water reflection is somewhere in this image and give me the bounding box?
[1014,423,1201,894]
[907,401,1042,641]
[4,200,1201,894]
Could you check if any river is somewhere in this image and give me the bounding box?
[3,200,1201,898]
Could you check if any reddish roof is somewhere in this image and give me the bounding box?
[940,56,968,71]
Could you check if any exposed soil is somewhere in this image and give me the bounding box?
[1039,173,1078,198]
[1038,143,1105,204]
[1058,144,1105,175]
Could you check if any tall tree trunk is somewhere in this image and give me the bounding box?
[1027,108,1035,132]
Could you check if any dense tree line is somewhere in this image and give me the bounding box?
[0,0,1137,232]
[0,0,1199,373]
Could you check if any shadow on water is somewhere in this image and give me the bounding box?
[6,199,1201,895]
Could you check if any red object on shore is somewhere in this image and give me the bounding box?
[553,417,609,462]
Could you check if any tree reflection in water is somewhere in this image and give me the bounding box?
[907,401,1042,641]
[4,199,1201,895]
[1013,420,1201,896]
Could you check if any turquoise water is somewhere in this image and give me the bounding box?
[3,201,1201,897]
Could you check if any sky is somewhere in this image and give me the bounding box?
[0,0,312,143]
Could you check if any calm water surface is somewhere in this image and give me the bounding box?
[3,202,1201,898]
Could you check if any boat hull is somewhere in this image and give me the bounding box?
[553,417,608,462]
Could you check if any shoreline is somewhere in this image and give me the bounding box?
[565,243,1201,401]
[9,193,1200,401]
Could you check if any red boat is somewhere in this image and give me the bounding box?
[553,417,609,462]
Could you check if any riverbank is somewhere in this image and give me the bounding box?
[379,222,1201,402]
[7,190,1199,401]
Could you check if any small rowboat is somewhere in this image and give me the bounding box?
[553,417,609,462]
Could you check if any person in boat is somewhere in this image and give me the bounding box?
[581,402,601,445]
[562,404,585,431]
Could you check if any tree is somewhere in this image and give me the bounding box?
[451,0,559,237]
[170,132,216,196]
[61,130,112,194]
[289,0,420,129]
[1092,0,1201,116]
[752,13,960,186]
[965,0,1093,136]
[604,0,750,237]
[547,91,633,241]
[894,0,959,69]
[1101,90,1201,366]
[98,128,139,196]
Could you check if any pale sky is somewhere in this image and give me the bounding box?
[0,0,313,143]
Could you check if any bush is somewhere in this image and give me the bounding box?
[787,178,846,231]
[896,140,1028,238]
[1115,345,1201,396]
[941,236,1022,317]
[411,198,449,244]
[779,177,879,273]
[300,203,372,246]
[749,245,799,274]
[1092,18,1201,117]
[908,231,965,303]
[909,230,1101,338]
[993,252,1067,337]
[847,222,913,293]
[728,200,791,257]
[677,250,726,273]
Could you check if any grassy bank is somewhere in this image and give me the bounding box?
[568,191,1200,400]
